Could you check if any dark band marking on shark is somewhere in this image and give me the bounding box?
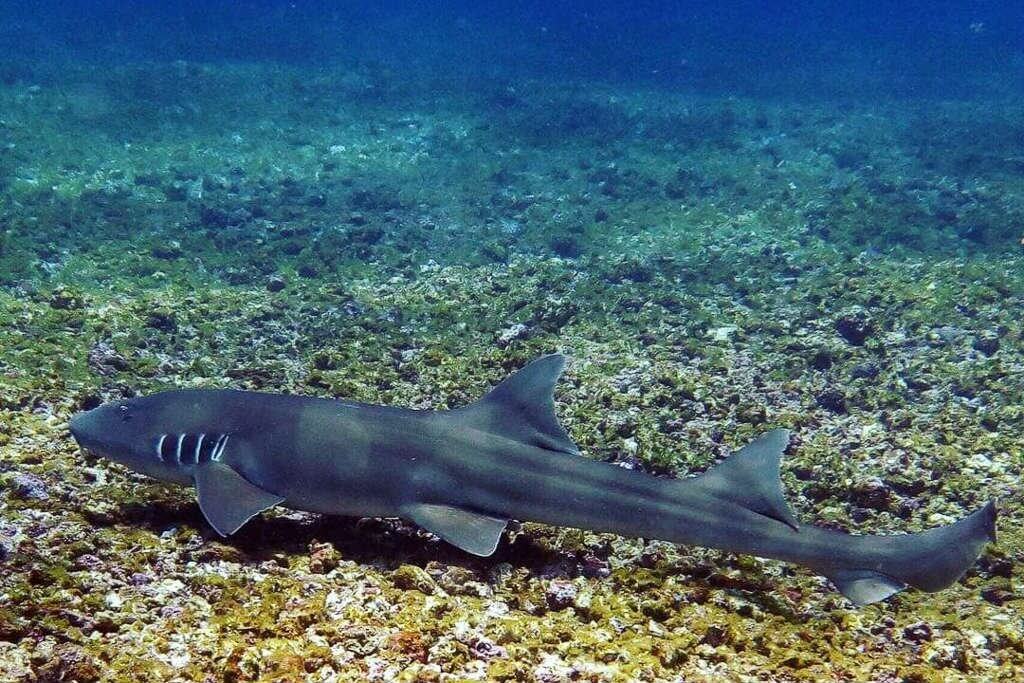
[69,354,997,605]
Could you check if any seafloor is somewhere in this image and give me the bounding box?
[0,62,1021,682]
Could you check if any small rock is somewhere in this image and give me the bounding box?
[266,275,286,292]
[638,544,667,569]
[809,348,834,370]
[972,333,1000,356]
[903,621,933,643]
[979,554,1014,578]
[9,473,48,501]
[87,341,128,376]
[835,312,873,345]
[850,362,880,379]
[581,554,610,578]
[708,325,737,342]
[192,542,247,564]
[487,562,516,588]
[815,387,847,413]
[151,240,183,260]
[981,584,1014,606]
[392,564,437,595]
[159,604,183,620]
[851,477,893,511]
[34,644,100,683]
[0,522,20,562]
[145,310,177,332]
[545,579,578,610]
[0,642,32,681]
[550,235,581,258]
[74,554,104,571]
[701,624,731,647]
[497,323,531,348]
[308,541,340,574]
[129,572,153,586]
[48,286,85,310]
[469,636,507,661]
[930,325,962,345]
[896,497,924,518]
[439,566,479,594]
[850,507,873,523]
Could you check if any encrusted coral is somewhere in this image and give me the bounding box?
[0,60,1022,682]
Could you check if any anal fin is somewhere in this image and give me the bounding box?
[403,503,508,556]
[827,569,906,606]
[194,461,285,536]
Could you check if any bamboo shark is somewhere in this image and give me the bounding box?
[69,354,996,605]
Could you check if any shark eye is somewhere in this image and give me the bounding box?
[119,405,132,421]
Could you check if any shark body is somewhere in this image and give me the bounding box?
[70,354,996,605]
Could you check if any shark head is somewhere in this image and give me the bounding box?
[70,392,227,484]
[71,389,287,537]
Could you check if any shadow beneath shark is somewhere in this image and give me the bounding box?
[92,494,824,621]
[101,493,570,569]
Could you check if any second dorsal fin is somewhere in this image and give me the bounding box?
[457,354,580,455]
[695,429,800,531]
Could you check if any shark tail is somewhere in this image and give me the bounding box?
[821,500,997,605]
[696,429,997,605]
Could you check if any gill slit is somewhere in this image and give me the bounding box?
[213,434,230,462]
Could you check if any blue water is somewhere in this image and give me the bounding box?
[3,1,1021,98]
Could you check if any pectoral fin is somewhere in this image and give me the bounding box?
[403,503,508,556]
[194,461,285,536]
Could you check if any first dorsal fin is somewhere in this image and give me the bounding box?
[458,354,580,455]
[695,429,800,531]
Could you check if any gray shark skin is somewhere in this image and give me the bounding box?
[69,354,996,605]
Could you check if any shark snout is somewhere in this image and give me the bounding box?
[69,408,102,452]
[69,411,88,446]
[69,411,85,438]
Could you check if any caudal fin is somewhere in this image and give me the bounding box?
[691,430,996,605]
[824,500,997,605]
[457,354,580,455]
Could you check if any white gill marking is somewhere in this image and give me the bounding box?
[195,433,205,462]
[175,433,185,465]
[213,434,230,462]
[155,434,167,462]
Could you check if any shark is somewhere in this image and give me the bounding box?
[69,354,997,605]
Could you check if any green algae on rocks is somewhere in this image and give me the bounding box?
[1,56,1023,682]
